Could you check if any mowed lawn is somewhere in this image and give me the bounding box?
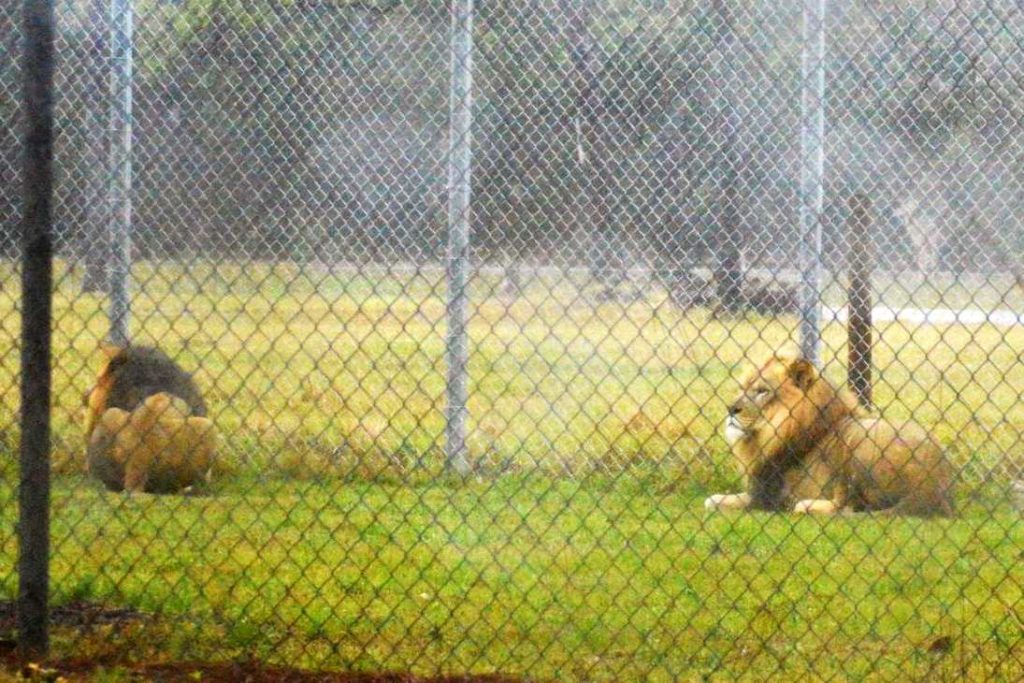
[1,475,1023,680]
[1,260,1023,679]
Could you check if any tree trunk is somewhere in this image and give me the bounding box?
[847,194,874,407]
[501,249,522,301]
[561,0,623,301]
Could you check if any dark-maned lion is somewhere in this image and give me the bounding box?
[704,350,955,517]
[84,344,214,494]
[84,344,207,441]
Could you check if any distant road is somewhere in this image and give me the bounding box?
[822,305,1023,328]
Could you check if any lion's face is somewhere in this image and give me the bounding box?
[725,353,819,447]
[84,345,123,440]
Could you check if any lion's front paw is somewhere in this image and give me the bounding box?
[704,494,727,510]
[793,499,839,515]
[704,492,751,511]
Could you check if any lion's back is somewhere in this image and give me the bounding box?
[838,416,955,516]
[87,393,217,494]
[104,346,207,417]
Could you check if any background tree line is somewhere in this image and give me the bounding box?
[2,0,1022,299]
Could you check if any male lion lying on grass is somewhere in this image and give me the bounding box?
[84,345,215,494]
[704,351,955,517]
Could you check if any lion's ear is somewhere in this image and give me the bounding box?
[100,343,123,359]
[787,357,817,389]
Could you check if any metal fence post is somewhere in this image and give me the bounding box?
[19,0,56,659]
[108,0,132,345]
[798,0,826,362]
[444,0,474,476]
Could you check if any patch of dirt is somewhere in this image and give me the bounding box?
[0,601,150,633]
[0,602,522,682]
[4,656,521,682]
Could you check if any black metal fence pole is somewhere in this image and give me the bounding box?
[18,0,55,659]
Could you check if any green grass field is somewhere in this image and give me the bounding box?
[1,260,1023,680]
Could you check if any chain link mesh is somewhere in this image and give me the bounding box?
[2,0,1024,678]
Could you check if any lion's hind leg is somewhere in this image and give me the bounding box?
[871,492,955,518]
[793,478,850,515]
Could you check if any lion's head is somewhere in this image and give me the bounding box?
[83,344,207,442]
[84,345,122,441]
[710,349,954,516]
[725,350,859,479]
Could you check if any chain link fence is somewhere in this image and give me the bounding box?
[3,0,1024,678]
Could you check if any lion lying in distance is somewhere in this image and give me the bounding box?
[704,351,955,517]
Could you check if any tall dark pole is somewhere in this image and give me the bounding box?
[847,194,873,407]
[712,0,743,314]
[19,0,55,659]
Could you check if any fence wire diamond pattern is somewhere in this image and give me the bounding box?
[2,0,1024,679]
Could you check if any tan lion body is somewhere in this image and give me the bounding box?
[88,393,217,494]
[706,352,955,517]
